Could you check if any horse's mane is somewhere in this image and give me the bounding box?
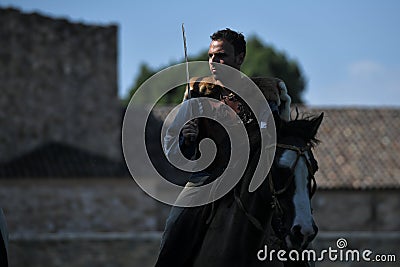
[277,112,322,147]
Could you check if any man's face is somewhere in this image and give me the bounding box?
[208,39,244,80]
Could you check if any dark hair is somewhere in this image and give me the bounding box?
[210,28,246,56]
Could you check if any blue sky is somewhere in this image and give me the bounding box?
[1,0,399,107]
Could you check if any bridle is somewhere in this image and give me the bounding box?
[271,143,317,203]
[269,143,318,242]
[234,143,318,237]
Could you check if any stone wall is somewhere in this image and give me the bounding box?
[0,8,120,162]
[3,179,397,236]
[9,235,161,267]
[7,232,400,267]
[313,190,400,231]
[0,178,168,234]
[0,178,168,267]
[0,178,399,266]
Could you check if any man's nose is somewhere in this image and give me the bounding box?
[210,55,218,63]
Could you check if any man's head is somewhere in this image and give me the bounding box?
[208,28,246,76]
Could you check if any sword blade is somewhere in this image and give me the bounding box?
[182,23,191,99]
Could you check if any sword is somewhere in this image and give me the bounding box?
[182,23,191,99]
[182,23,198,142]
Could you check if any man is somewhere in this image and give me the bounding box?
[156,28,290,266]
[182,29,290,141]
[181,29,246,143]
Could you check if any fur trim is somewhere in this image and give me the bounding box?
[251,77,291,121]
[183,76,222,101]
[182,76,292,121]
[278,81,291,121]
[251,77,280,103]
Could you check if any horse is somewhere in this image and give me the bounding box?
[190,113,324,267]
[156,76,323,266]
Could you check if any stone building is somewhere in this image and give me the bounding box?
[0,7,121,164]
[308,108,400,232]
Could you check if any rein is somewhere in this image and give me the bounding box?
[234,143,317,237]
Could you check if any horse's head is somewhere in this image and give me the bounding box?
[271,112,323,250]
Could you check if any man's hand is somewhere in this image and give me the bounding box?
[182,119,199,145]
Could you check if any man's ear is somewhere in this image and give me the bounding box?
[236,52,245,66]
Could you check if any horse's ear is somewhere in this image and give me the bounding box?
[310,112,324,138]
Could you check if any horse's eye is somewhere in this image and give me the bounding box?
[278,167,292,174]
[273,167,292,191]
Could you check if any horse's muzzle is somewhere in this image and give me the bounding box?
[286,223,318,249]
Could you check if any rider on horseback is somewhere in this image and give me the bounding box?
[156,28,291,266]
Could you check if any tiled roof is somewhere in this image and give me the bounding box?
[297,106,400,190]
[153,106,400,190]
[0,109,183,180]
[0,142,128,178]
[2,106,399,189]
